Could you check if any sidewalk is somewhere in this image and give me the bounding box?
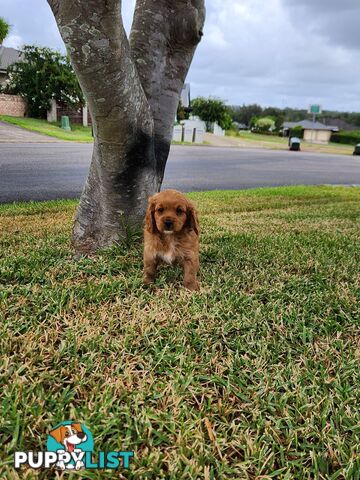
[0,121,64,143]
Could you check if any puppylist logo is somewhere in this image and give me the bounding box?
[14,421,134,471]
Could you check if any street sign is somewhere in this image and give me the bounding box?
[308,104,322,115]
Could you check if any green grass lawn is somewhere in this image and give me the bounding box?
[0,115,93,142]
[227,130,287,144]
[1,186,359,479]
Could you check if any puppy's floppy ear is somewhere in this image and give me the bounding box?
[71,423,82,433]
[49,425,66,444]
[186,201,199,235]
[144,195,157,234]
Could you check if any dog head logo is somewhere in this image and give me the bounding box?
[46,421,94,470]
[50,423,87,453]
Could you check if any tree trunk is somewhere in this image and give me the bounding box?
[47,0,205,253]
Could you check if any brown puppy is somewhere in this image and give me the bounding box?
[143,189,200,291]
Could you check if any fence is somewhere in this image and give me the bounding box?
[47,99,91,126]
[172,124,204,143]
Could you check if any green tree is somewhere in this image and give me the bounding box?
[221,112,233,130]
[191,96,232,131]
[48,0,205,252]
[263,107,284,131]
[0,17,10,44]
[252,116,276,133]
[229,104,263,126]
[6,45,84,118]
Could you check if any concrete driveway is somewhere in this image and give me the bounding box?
[0,120,63,143]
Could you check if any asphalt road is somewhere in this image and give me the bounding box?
[0,143,359,202]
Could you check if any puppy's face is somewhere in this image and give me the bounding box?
[145,190,199,235]
[49,423,87,452]
[153,196,188,234]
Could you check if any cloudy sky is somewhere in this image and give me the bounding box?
[1,0,360,111]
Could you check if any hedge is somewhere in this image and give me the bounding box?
[331,131,360,145]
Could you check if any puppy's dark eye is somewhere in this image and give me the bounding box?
[65,431,70,437]
[157,207,164,213]
[176,208,183,215]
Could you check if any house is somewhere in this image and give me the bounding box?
[180,83,190,109]
[0,46,22,85]
[0,47,26,117]
[282,120,339,144]
[233,121,248,131]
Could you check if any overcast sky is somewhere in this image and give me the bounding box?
[1,0,360,111]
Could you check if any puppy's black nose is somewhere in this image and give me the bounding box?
[164,220,173,230]
[77,432,86,439]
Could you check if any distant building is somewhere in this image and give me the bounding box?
[180,83,190,109]
[233,121,248,131]
[0,46,22,85]
[282,120,339,144]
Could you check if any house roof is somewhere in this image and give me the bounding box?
[0,46,22,73]
[282,120,338,131]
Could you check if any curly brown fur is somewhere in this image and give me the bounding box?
[143,189,200,291]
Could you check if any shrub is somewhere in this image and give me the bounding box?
[331,131,360,145]
[251,116,276,133]
[289,126,304,139]
[176,100,189,122]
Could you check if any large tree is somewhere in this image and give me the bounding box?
[47,0,205,253]
[0,17,10,44]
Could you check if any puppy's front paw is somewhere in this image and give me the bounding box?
[143,274,155,285]
[184,280,200,291]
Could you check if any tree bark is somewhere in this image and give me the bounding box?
[130,0,205,184]
[47,0,205,253]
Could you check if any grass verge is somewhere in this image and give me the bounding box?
[226,130,355,155]
[0,115,93,142]
[0,116,207,146]
[0,186,359,479]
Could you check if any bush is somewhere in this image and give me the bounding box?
[251,116,276,133]
[289,126,304,139]
[6,45,84,118]
[331,131,360,145]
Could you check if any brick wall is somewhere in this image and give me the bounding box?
[0,94,26,117]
